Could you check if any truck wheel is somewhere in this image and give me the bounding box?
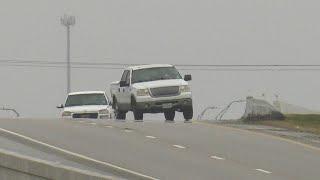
[131,97,143,121]
[133,111,143,121]
[164,111,175,121]
[113,97,126,120]
[116,112,126,120]
[183,106,193,121]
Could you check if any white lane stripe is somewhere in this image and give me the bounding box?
[210,155,225,160]
[124,129,133,132]
[255,169,272,174]
[88,122,96,125]
[0,127,159,180]
[104,125,113,128]
[173,145,186,149]
[146,136,157,139]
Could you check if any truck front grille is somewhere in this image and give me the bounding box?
[150,86,180,97]
[72,113,98,119]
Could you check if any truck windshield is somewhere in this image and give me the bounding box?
[132,67,182,83]
[65,94,108,107]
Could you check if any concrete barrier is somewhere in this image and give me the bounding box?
[0,127,158,180]
[242,96,285,121]
[0,148,112,180]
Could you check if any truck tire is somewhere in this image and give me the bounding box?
[133,110,143,121]
[183,106,193,121]
[131,97,143,121]
[116,112,126,120]
[164,111,175,121]
[113,97,126,120]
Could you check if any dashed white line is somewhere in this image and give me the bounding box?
[104,125,113,128]
[124,129,133,132]
[255,169,272,174]
[88,122,97,125]
[210,155,225,160]
[146,136,157,139]
[173,145,186,149]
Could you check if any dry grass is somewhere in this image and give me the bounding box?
[251,114,320,134]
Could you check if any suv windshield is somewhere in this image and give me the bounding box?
[132,67,182,83]
[65,94,108,107]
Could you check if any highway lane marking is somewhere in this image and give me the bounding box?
[104,125,113,128]
[145,136,157,139]
[88,122,97,125]
[255,169,272,174]
[194,121,320,153]
[210,155,225,160]
[0,127,159,180]
[173,145,186,149]
[124,129,133,132]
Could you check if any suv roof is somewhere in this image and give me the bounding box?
[128,64,174,71]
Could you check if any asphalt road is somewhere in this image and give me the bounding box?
[0,118,319,180]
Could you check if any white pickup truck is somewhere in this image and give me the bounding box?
[110,64,193,121]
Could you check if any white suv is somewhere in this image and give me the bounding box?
[110,64,193,121]
[57,91,114,119]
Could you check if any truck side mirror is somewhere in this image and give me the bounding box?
[184,74,192,81]
[56,104,64,109]
[120,80,127,87]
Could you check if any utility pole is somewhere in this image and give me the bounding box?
[61,15,75,94]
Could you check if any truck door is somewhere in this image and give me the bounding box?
[122,70,132,106]
[118,70,131,109]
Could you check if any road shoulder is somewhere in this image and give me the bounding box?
[198,120,320,150]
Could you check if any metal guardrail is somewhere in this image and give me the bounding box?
[1,107,20,117]
[215,100,245,121]
[197,106,218,120]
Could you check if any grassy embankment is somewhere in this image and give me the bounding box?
[251,114,320,134]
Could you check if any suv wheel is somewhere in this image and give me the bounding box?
[131,97,143,121]
[164,110,175,121]
[183,106,193,121]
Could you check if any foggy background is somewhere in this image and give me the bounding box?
[0,0,319,119]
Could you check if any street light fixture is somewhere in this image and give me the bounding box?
[61,14,75,94]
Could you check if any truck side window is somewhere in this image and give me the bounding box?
[125,71,131,85]
[121,70,129,82]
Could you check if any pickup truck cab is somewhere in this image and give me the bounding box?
[110,64,193,121]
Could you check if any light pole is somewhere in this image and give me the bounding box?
[61,15,75,94]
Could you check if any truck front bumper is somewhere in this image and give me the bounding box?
[135,98,192,113]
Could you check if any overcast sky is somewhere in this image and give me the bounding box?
[0,0,320,119]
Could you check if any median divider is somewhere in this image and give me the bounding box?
[0,128,158,180]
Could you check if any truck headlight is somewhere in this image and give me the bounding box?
[137,89,149,96]
[62,111,72,117]
[99,109,109,114]
[179,85,191,93]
